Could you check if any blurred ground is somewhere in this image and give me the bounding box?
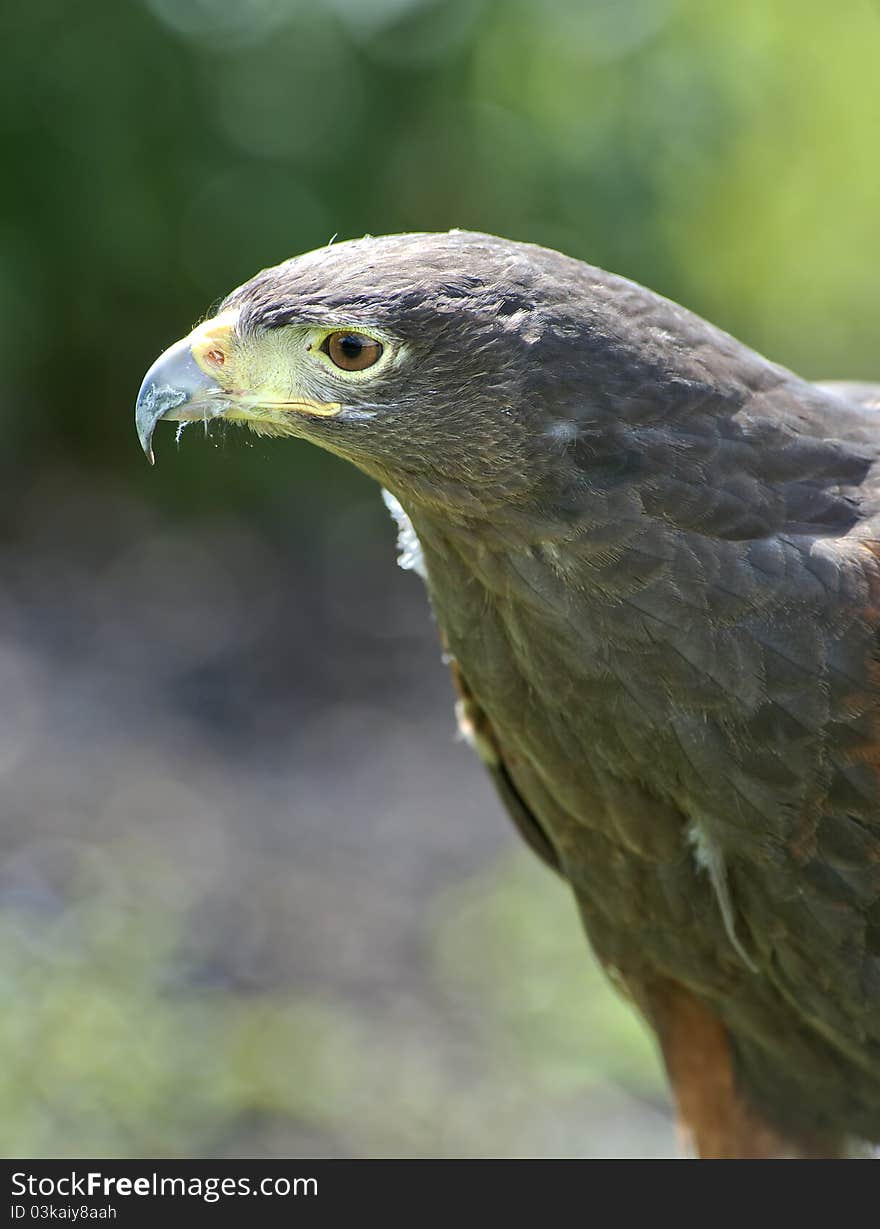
[0,0,878,1158]
[0,468,668,1157]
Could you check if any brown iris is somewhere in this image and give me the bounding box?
[322,331,383,372]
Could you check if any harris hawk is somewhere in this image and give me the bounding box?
[135,231,880,1158]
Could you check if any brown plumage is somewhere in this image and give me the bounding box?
[136,231,880,1157]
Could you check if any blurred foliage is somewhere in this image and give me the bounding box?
[0,843,664,1158]
[2,0,878,499]
[0,0,878,1158]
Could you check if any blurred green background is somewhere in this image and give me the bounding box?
[0,0,877,1158]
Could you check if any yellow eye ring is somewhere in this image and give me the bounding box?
[321,331,383,372]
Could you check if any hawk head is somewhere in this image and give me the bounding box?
[135,230,682,517]
[135,229,871,536]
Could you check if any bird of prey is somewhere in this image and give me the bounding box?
[135,230,880,1158]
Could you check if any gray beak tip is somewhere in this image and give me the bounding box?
[134,335,225,467]
[135,380,183,466]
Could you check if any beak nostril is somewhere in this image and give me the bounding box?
[205,349,225,367]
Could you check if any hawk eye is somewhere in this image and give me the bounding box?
[322,331,383,372]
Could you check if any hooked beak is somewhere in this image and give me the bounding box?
[135,310,344,464]
[135,327,231,465]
